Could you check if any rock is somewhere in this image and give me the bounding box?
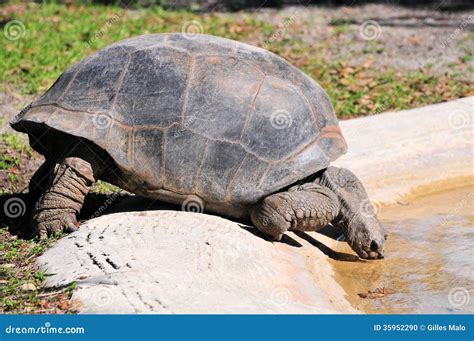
[38,211,356,314]
[20,282,37,291]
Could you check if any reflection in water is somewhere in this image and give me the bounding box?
[330,187,474,314]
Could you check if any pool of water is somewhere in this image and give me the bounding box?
[330,186,474,314]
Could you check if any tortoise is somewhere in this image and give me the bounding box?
[11,33,385,259]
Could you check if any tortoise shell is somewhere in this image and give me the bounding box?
[11,33,347,217]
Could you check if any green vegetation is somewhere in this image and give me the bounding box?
[91,180,124,194]
[0,3,266,93]
[1,2,471,117]
[0,131,33,191]
[0,229,78,313]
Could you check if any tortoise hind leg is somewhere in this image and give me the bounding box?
[31,157,95,238]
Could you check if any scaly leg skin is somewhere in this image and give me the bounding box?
[251,166,386,259]
[31,157,95,238]
[315,167,386,259]
[250,183,340,241]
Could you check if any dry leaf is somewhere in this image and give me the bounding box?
[363,59,374,68]
[340,79,350,86]
[20,282,37,291]
[358,287,395,299]
[58,300,70,310]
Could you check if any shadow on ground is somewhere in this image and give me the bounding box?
[0,191,358,261]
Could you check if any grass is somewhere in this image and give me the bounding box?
[1,3,268,93]
[91,180,125,194]
[0,228,79,313]
[0,131,35,192]
[1,2,472,117]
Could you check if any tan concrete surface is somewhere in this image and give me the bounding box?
[38,211,357,314]
[335,97,473,205]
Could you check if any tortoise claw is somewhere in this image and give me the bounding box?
[273,233,283,242]
[65,224,79,233]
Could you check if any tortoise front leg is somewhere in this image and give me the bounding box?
[250,183,340,241]
[252,167,386,259]
[31,157,95,238]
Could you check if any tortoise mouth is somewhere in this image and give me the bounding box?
[351,247,384,260]
[359,250,385,260]
[349,241,385,260]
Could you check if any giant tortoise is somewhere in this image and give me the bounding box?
[11,33,385,259]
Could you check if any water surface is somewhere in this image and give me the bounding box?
[330,186,474,314]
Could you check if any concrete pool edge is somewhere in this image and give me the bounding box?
[334,96,473,207]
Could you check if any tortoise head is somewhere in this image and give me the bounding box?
[336,206,386,260]
[320,167,386,260]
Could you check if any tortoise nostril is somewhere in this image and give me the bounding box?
[370,240,378,251]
